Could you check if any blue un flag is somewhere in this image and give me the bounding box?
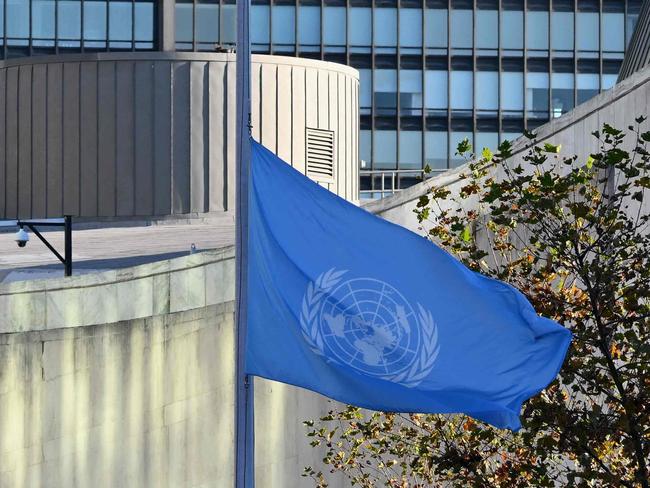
[245,140,572,430]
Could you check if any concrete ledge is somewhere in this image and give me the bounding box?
[0,247,235,334]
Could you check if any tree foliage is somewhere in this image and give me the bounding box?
[303,121,650,487]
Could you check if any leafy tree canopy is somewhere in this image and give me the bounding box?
[303,121,650,487]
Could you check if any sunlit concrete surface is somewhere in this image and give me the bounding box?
[0,247,350,488]
[0,215,235,284]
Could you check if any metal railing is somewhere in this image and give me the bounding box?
[359,168,447,200]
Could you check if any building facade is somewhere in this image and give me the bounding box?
[0,52,359,220]
[0,0,643,198]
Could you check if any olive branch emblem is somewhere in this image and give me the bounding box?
[299,268,440,388]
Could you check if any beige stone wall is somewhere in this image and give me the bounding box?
[0,249,349,488]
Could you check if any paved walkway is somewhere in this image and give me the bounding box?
[0,215,235,282]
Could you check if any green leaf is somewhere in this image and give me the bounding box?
[602,123,622,136]
[456,138,472,156]
[481,147,493,161]
[543,143,561,154]
[586,155,594,169]
[462,226,471,242]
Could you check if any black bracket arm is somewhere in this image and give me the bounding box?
[17,216,72,277]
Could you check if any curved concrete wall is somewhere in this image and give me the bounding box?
[0,52,359,220]
[0,248,350,487]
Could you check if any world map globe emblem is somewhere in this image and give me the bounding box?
[300,269,440,387]
[319,277,420,377]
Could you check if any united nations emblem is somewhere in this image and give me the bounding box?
[300,268,440,388]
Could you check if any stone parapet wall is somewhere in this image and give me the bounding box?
[0,248,349,487]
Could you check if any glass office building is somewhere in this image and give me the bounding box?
[0,0,642,197]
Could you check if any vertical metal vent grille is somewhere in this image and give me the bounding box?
[306,128,335,182]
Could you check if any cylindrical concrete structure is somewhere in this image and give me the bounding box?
[0,52,359,220]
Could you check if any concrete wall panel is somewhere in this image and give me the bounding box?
[134,62,155,216]
[172,61,191,215]
[0,53,359,219]
[153,62,173,216]
[208,62,226,212]
[17,65,32,218]
[291,67,306,174]
[277,64,293,163]
[45,64,63,217]
[115,62,136,216]
[97,62,117,217]
[62,62,80,217]
[0,69,5,217]
[5,67,18,218]
[79,62,98,216]
[190,61,208,213]
[0,249,352,488]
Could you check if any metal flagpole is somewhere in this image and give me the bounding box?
[235,0,254,483]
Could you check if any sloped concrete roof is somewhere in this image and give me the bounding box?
[618,0,650,82]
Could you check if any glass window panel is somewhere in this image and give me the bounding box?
[526,11,549,51]
[501,10,523,50]
[360,130,372,168]
[425,71,448,109]
[451,10,472,48]
[577,73,599,105]
[450,71,473,110]
[175,3,193,43]
[373,131,397,169]
[500,72,524,111]
[475,132,499,154]
[399,131,423,169]
[475,71,498,111]
[251,5,270,45]
[349,8,371,46]
[400,9,422,47]
[425,131,448,170]
[221,5,236,44]
[551,12,574,51]
[32,0,55,40]
[374,8,397,47]
[324,7,346,46]
[6,0,29,38]
[273,6,295,46]
[526,72,549,118]
[476,10,498,50]
[450,132,473,167]
[135,2,154,41]
[425,9,448,47]
[601,74,617,90]
[360,69,372,109]
[602,13,624,53]
[109,1,132,41]
[299,6,320,47]
[576,12,598,52]
[501,132,521,143]
[551,73,574,116]
[195,3,219,43]
[375,69,397,111]
[400,70,422,114]
[84,1,107,41]
[58,1,82,40]
[626,10,639,47]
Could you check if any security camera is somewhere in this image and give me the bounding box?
[15,228,29,248]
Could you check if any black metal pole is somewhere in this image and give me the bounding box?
[64,216,72,277]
